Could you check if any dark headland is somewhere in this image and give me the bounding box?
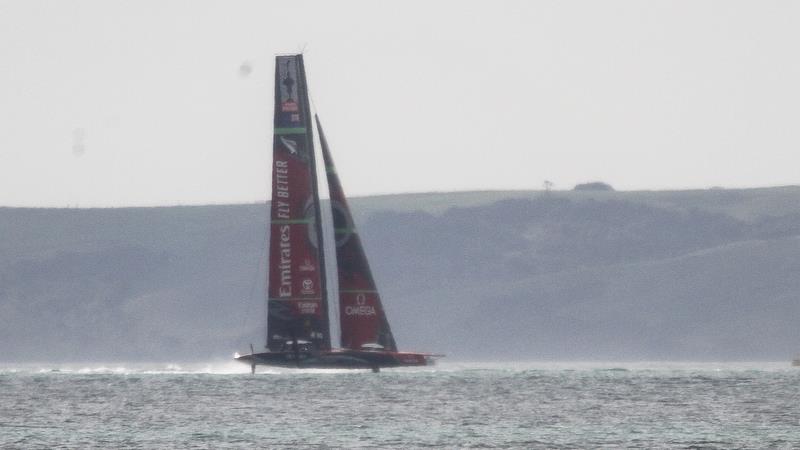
[2,186,799,362]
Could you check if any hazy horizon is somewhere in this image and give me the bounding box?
[2,184,799,210]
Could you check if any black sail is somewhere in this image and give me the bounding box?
[265,55,330,351]
[316,115,397,352]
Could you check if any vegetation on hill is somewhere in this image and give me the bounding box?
[573,181,614,191]
[1,186,799,362]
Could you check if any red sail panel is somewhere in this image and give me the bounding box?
[315,115,397,352]
[266,55,330,351]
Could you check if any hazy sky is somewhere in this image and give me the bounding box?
[1,1,798,207]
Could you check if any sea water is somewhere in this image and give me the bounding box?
[1,361,799,448]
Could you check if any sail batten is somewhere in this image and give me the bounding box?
[315,115,398,352]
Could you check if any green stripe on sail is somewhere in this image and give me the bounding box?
[334,227,357,234]
[325,166,337,174]
[272,219,312,224]
[274,127,307,135]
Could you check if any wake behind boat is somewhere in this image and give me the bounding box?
[235,54,441,373]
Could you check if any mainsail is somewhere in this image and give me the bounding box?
[316,115,398,352]
[266,55,330,351]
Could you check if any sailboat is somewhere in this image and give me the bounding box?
[235,54,441,373]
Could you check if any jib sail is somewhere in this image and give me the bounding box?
[315,115,397,352]
[266,55,330,351]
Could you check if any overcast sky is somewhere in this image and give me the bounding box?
[1,1,798,207]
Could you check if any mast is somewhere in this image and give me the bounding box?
[298,56,331,350]
[265,55,330,351]
[315,115,398,352]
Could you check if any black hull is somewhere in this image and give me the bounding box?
[235,349,435,370]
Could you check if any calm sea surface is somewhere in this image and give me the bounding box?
[1,361,799,448]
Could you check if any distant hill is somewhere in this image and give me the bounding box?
[1,186,799,362]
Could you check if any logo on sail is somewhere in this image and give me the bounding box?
[280,137,298,155]
[299,259,315,272]
[275,160,290,206]
[278,58,302,124]
[281,100,299,113]
[301,278,315,295]
[281,59,296,100]
[279,136,307,161]
[345,294,376,316]
[278,225,292,297]
[296,301,318,315]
